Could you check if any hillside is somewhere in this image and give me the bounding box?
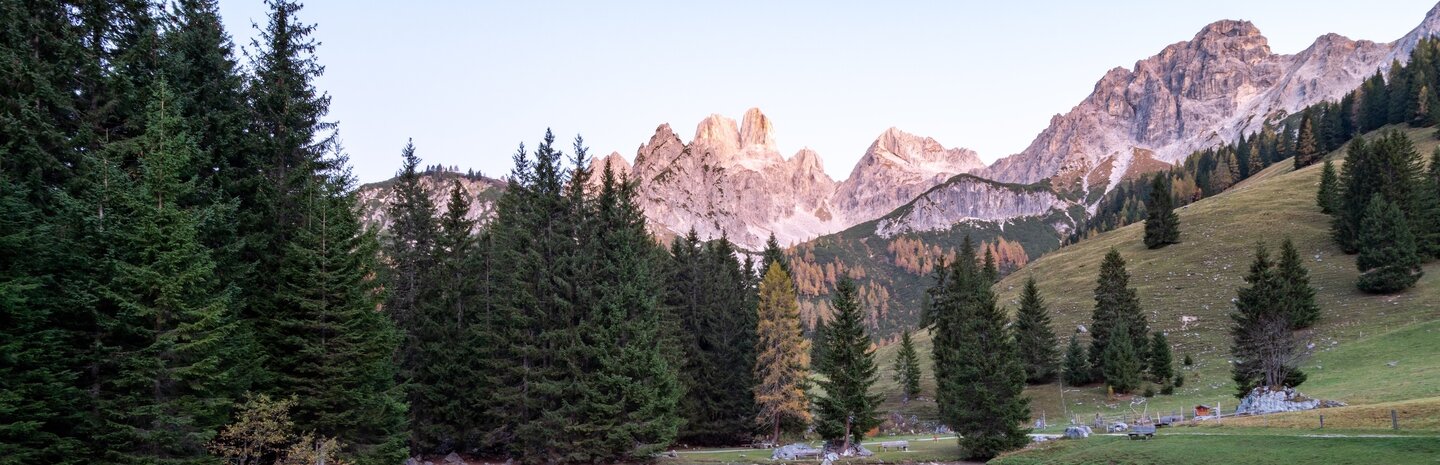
[874,126,1440,424]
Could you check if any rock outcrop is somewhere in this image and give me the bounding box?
[832,127,985,225]
[874,175,1071,238]
[356,173,503,233]
[985,6,1440,196]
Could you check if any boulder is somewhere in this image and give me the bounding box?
[1064,425,1092,439]
[771,443,822,461]
[443,452,466,465]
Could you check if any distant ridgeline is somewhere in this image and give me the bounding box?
[1073,37,1440,244]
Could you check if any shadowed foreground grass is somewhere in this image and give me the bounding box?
[991,434,1440,465]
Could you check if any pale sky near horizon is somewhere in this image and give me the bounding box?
[216,0,1439,184]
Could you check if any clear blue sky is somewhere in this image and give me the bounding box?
[216,0,1437,183]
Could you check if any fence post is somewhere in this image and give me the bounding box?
[1392,410,1399,430]
[1319,414,1324,429]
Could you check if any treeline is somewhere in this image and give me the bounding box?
[2,1,406,464]
[1071,37,1440,244]
[2,2,915,464]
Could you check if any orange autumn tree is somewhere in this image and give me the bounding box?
[754,263,812,443]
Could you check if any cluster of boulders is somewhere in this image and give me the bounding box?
[1235,387,1343,415]
[771,443,822,461]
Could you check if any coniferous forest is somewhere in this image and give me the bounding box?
[10,2,1440,465]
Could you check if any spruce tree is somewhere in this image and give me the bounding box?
[753,263,812,444]
[1276,238,1320,329]
[664,232,759,446]
[1148,333,1174,384]
[929,237,1030,460]
[814,277,882,450]
[1087,249,1149,383]
[981,248,999,283]
[892,330,923,404]
[0,3,93,461]
[1144,175,1181,248]
[1412,145,1440,260]
[1357,196,1423,293]
[1101,328,1142,394]
[383,140,438,370]
[761,232,791,277]
[271,172,409,465]
[1232,243,1306,396]
[568,166,681,462]
[1061,334,1092,387]
[1014,276,1060,384]
[91,81,253,464]
[1334,136,1374,253]
[1317,160,1340,214]
[408,179,485,454]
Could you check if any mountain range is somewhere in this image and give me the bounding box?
[359,3,1440,332]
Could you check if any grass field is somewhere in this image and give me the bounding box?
[873,126,1440,425]
[990,433,1440,465]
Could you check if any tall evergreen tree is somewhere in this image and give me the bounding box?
[91,81,253,464]
[267,167,409,464]
[891,330,923,404]
[1101,328,1142,394]
[981,248,999,283]
[407,179,485,454]
[0,3,93,462]
[1232,243,1306,397]
[567,165,682,462]
[1061,334,1092,387]
[761,232,791,277]
[1317,160,1340,214]
[1087,249,1148,383]
[383,140,439,374]
[1334,137,1374,253]
[753,263,811,444]
[1014,276,1060,384]
[1148,333,1174,384]
[929,237,1029,461]
[1356,196,1423,293]
[1276,238,1320,329]
[1143,175,1181,248]
[814,277,882,450]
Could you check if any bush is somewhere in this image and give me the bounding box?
[1160,384,1175,395]
[1183,354,1194,366]
[1174,374,1185,388]
[1142,386,1156,398]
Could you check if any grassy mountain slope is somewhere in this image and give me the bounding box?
[875,126,1440,424]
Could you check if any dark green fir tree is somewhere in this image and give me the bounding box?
[1148,332,1174,385]
[1061,334,1092,387]
[1013,276,1060,384]
[1087,249,1149,384]
[813,277,882,451]
[1356,196,1423,293]
[1143,175,1181,248]
[1317,160,1340,214]
[892,330,923,404]
[1276,238,1321,329]
[929,237,1029,460]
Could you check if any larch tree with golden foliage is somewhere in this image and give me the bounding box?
[754,263,812,444]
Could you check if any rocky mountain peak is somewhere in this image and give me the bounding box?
[692,114,741,156]
[740,107,777,151]
[589,151,631,178]
[1195,19,1263,41]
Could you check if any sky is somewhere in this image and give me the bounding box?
[216,0,1439,184]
